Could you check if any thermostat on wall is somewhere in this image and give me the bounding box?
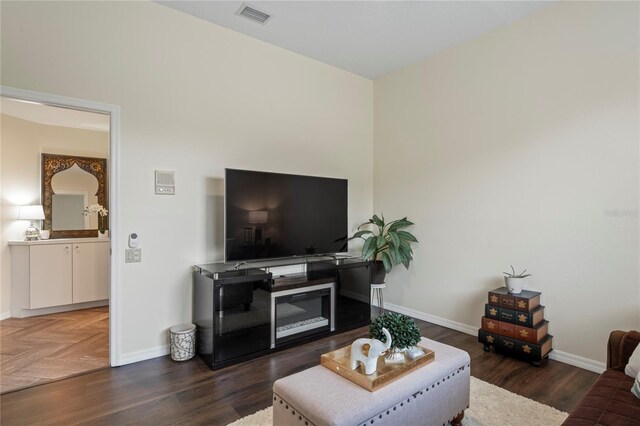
[155,170,175,195]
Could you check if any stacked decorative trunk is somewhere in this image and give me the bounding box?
[478,287,553,366]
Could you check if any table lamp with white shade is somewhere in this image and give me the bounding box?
[18,205,45,240]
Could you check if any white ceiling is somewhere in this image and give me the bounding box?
[1,97,110,132]
[157,1,552,79]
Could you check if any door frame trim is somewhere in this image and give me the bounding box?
[1,85,122,366]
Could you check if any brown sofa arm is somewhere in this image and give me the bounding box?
[607,330,640,370]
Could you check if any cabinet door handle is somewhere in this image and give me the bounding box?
[75,245,79,249]
[65,245,70,250]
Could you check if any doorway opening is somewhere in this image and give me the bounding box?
[0,87,120,393]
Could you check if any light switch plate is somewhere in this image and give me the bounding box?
[125,248,141,263]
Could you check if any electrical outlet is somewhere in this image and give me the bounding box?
[125,248,142,263]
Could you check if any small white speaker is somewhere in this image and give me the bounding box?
[155,170,175,195]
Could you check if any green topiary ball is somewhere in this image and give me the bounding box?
[369,312,421,350]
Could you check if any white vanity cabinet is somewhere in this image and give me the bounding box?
[29,243,73,308]
[72,241,110,303]
[9,238,109,317]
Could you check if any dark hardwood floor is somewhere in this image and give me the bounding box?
[0,318,598,425]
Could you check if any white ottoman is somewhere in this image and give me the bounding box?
[273,338,470,426]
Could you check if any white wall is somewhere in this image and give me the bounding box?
[4,0,632,371]
[0,114,109,317]
[1,2,373,362]
[374,1,639,367]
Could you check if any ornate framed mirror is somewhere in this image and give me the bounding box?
[42,153,108,238]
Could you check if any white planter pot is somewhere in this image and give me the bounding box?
[169,323,196,361]
[504,277,525,294]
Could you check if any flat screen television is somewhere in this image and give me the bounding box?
[225,168,348,262]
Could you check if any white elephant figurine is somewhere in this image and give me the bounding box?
[350,327,392,375]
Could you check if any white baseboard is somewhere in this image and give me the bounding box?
[119,344,170,366]
[0,311,11,320]
[549,349,605,374]
[385,302,478,336]
[11,300,108,319]
[384,302,606,374]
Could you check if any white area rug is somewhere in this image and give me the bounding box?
[228,376,568,425]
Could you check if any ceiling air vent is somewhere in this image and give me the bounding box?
[236,4,272,25]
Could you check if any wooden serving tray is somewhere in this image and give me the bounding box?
[320,344,435,392]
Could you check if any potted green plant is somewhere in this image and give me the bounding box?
[503,265,531,294]
[369,312,421,363]
[349,214,418,284]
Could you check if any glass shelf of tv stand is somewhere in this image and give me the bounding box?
[194,254,364,278]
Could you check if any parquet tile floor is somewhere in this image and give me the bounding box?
[0,306,109,394]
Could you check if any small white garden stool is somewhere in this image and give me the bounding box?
[371,283,386,313]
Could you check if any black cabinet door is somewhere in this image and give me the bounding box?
[335,263,371,331]
[213,284,271,363]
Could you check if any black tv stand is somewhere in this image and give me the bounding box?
[193,256,371,370]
